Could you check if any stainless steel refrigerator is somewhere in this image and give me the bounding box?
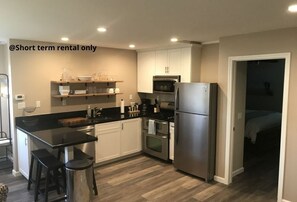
[174,83,217,182]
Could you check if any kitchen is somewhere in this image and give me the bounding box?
[1,1,297,202]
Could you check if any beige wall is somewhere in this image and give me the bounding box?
[200,43,219,83]
[9,39,139,117]
[216,27,297,201]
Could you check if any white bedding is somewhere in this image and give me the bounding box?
[245,110,282,143]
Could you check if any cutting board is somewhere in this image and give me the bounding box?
[58,117,87,126]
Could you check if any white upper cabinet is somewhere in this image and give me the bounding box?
[155,49,181,76]
[137,45,201,93]
[137,51,155,93]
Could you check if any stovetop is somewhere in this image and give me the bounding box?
[146,110,174,122]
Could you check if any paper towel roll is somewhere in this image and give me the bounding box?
[120,99,125,113]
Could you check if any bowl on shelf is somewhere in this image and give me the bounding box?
[77,76,92,81]
[59,86,70,95]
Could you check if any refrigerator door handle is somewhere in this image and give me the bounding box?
[175,113,179,144]
[175,86,179,111]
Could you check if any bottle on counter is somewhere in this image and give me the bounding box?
[120,99,125,114]
[87,105,92,118]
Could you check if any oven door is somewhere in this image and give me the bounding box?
[143,132,169,160]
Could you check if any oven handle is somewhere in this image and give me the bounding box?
[154,120,167,125]
[145,133,168,139]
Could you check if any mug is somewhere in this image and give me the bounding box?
[107,88,114,93]
[115,88,120,93]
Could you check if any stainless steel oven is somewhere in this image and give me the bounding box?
[153,75,180,94]
[142,117,169,160]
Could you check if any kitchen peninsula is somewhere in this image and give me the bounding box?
[15,107,144,179]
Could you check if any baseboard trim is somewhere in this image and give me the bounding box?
[214,175,228,185]
[232,167,244,177]
[12,169,21,177]
[282,199,291,202]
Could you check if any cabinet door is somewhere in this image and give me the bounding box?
[121,118,141,156]
[155,50,168,75]
[167,49,182,75]
[95,122,121,163]
[17,129,31,179]
[180,47,191,82]
[137,51,155,93]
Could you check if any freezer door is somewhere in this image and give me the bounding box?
[174,112,209,179]
[175,83,210,115]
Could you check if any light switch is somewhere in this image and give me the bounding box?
[237,112,242,120]
[36,101,41,108]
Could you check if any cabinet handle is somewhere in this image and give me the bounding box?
[25,137,27,146]
[122,123,123,130]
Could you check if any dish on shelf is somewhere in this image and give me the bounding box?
[74,90,87,94]
[59,86,70,95]
[77,76,92,81]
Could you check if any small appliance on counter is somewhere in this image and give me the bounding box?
[141,98,150,113]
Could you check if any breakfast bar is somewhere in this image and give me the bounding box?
[29,127,97,162]
[16,126,98,201]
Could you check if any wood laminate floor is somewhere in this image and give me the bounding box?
[1,149,279,202]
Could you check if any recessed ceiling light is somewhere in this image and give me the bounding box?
[61,37,69,41]
[129,44,135,48]
[97,27,107,32]
[171,38,178,42]
[288,4,297,12]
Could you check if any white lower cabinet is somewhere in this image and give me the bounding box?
[169,122,175,161]
[121,118,141,156]
[17,129,32,179]
[95,118,141,164]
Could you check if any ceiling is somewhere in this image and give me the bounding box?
[0,0,296,50]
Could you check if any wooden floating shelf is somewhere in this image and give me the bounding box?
[51,80,123,84]
[52,93,123,98]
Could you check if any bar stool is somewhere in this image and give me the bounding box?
[27,149,66,202]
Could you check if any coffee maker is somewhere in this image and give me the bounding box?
[141,99,150,113]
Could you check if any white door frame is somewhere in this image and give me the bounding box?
[225,53,291,202]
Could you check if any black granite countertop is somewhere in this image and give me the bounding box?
[30,127,98,149]
[15,107,149,133]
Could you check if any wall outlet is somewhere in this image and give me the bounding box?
[36,101,41,108]
[18,102,26,109]
[129,94,133,100]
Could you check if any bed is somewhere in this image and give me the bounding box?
[245,110,282,146]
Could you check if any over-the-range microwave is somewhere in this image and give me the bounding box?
[153,75,180,94]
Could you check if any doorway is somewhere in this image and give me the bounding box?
[225,53,291,202]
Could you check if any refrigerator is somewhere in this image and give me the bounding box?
[174,83,217,182]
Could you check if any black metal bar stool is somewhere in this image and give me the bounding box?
[27,149,66,202]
